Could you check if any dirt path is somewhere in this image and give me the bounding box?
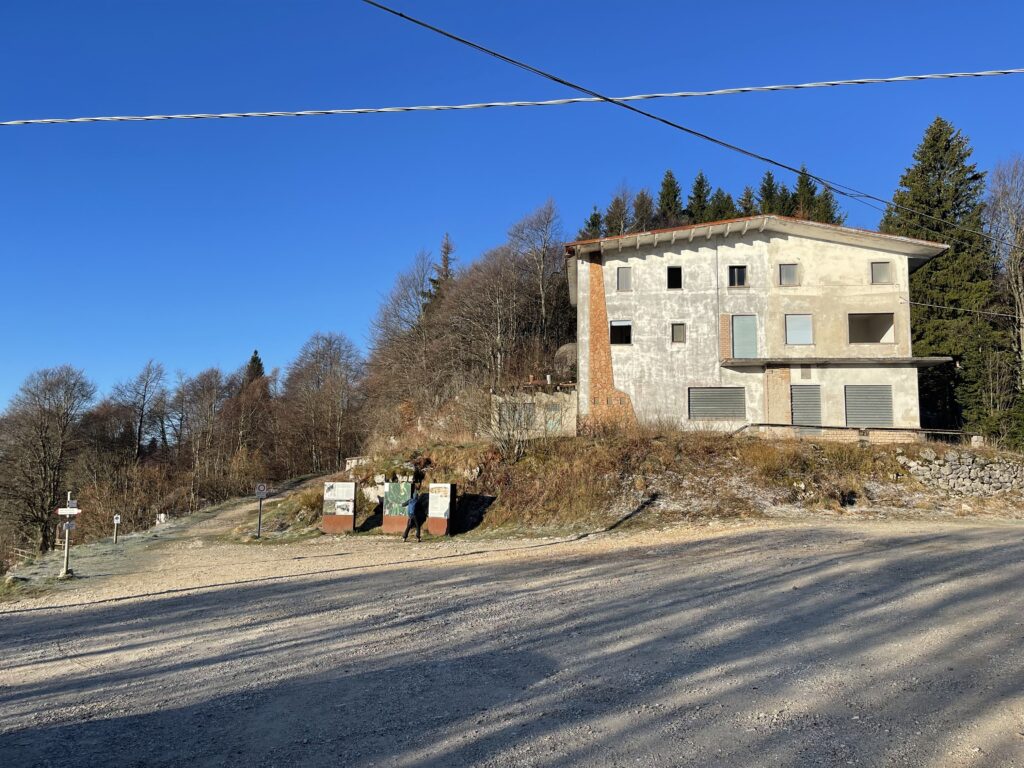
[2,508,1023,767]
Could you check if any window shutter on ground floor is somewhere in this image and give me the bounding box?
[844,384,894,428]
[688,387,746,420]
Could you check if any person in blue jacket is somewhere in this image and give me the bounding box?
[402,485,422,542]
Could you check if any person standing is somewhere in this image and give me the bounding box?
[402,485,422,542]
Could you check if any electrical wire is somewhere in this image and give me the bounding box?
[359,0,1022,257]
[4,69,1023,128]
[902,298,1019,320]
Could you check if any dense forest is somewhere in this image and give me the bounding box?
[2,116,1024,560]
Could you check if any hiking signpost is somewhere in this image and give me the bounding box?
[255,483,268,538]
[113,513,121,544]
[56,493,79,579]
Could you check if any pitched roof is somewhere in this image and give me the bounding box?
[566,214,948,269]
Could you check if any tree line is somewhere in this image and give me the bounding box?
[3,118,1024,562]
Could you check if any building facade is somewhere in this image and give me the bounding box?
[566,215,951,438]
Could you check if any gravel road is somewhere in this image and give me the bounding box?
[2,507,1023,767]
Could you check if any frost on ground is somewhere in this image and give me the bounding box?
[1,502,1023,767]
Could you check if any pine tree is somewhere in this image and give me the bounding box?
[757,171,782,214]
[707,188,739,221]
[577,206,604,240]
[427,233,456,298]
[655,169,684,228]
[687,171,712,223]
[880,117,1004,430]
[243,350,265,385]
[604,189,633,236]
[812,185,845,224]
[738,186,758,216]
[631,189,655,232]
[793,167,818,220]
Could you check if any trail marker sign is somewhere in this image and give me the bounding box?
[113,514,121,525]
[63,521,76,531]
[57,507,80,516]
[255,483,268,500]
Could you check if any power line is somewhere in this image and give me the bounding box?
[4,68,1024,128]
[359,0,1021,256]
[902,298,1019,320]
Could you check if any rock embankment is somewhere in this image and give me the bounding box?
[898,448,1024,496]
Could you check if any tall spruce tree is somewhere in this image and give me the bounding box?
[427,233,456,299]
[708,188,739,221]
[656,169,685,227]
[578,206,603,239]
[738,186,758,216]
[880,117,1004,430]
[687,171,712,223]
[813,185,845,225]
[243,350,265,385]
[794,168,818,220]
[631,189,655,232]
[757,171,784,214]
[604,189,633,236]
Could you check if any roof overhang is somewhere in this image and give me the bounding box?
[720,356,954,369]
[564,215,948,272]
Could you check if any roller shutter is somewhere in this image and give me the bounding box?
[845,385,893,428]
[688,387,746,420]
[791,385,822,435]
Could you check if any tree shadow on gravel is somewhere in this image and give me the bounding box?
[2,525,1024,766]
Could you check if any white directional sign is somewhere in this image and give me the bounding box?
[113,514,121,525]
[255,483,268,500]
[57,507,81,517]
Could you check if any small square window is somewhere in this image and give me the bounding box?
[616,266,632,291]
[667,266,683,290]
[610,321,632,345]
[728,265,748,287]
[671,323,687,343]
[779,263,799,286]
[785,314,813,345]
[871,262,893,284]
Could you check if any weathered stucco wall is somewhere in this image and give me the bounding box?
[575,228,923,430]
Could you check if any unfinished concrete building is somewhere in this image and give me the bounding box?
[566,215,952,440]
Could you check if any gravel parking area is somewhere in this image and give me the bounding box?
[2,509,1023,767]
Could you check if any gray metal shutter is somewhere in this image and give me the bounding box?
[688,387,746,420]
[791,385,822,434]
[845,385,893,427]
[731,315,757,359]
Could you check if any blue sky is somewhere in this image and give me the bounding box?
[2,0,1023,407]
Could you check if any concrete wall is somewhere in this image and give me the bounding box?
[575,230,921,429]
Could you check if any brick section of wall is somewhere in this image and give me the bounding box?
[765,366,791,424]
[586,256,636,426]
[719,315,732,360]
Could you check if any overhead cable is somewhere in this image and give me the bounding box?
[359,0,1022,256]
[3,70,1023,128]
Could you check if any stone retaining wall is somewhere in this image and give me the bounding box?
[898,448,1024,495]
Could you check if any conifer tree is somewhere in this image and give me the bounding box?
[577,206,603,240]
[707,188,739,221]
[812,185,845,225]
[604,189,633,236]
[738,186,757,216]
[427,233,456,299]
[243,350,265,385]
[631,189,655,232]
[656,170,684,227]
[794,167,818,220]
[687,171,712,223]
[757,171,782,214]
[880,117,1004,429]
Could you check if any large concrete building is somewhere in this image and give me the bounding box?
[566,215,952,439]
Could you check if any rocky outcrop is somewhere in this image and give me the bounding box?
[898,449,1024,496]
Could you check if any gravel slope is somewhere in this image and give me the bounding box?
[2,511,1023,767]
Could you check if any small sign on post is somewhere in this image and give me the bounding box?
[254,483,269,538]
[113,513,121,544]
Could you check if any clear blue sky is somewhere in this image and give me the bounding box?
[2,0,1023,407]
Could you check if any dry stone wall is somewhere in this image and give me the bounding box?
[898,448,1024,496]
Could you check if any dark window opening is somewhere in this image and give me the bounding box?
[667,266,683,290]
[729,265,748,287]
[610,321,632,345]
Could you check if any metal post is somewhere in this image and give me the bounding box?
[256,497,263,539]
[113,522,119,545]
[59,491,73,579]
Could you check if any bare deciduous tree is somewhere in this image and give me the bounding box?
[987,156,1024,389]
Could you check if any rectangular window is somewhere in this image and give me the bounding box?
[871,261,893,285]
[610,321,632,345]
[731,315,757,358]
[849,313,895,344]
[728,265,748,287]
[688,387,746,420]
[671,323,687,344]
[779,263,799,286]
[616,266,632,292]
[785,314,813,345]
[667,266,682,290]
